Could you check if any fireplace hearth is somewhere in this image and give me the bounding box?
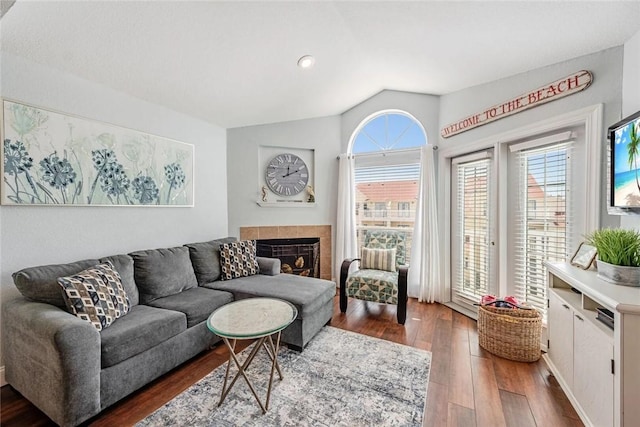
[257,238,320,278]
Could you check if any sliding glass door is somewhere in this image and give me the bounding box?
[508,133,577,319]
[451,150,496,310]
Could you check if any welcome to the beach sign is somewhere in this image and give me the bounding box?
[441,70,593,138]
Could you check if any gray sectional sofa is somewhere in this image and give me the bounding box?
[1,237,336,427]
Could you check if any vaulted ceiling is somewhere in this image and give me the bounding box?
[2,1,639,129]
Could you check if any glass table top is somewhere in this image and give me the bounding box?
[207,298,298,339]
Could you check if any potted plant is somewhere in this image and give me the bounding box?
[586,228,640,286]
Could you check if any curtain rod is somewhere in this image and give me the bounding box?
[336,145,438,160]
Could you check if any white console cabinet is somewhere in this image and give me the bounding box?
[545,262,640,427]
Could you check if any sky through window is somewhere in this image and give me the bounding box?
[352,112,426,154]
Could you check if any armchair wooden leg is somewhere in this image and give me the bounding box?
[397,265,409,325]
[340,290,347,313]
[340,259,356,313]
[397,299,407,324]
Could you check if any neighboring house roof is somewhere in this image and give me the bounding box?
[527,174,545,199]
[356,181,418,202]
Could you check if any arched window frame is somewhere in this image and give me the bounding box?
[348,109,428,158]
[347,110,428,265]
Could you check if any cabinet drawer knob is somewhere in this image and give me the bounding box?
[575,314,584,321]
[562,304,570,310]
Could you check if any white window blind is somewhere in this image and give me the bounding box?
[354,164,420,183]
[452,155,493,303]
[512,141,572,318]
[354,162,420,264]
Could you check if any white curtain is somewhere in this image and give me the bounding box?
[408,145,442,302]
[335,153,358,281]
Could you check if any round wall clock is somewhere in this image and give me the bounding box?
[265,153,309,196]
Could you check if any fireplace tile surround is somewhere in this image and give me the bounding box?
[240,225,332,281]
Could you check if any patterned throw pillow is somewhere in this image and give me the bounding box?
[57,261,130,331]
[360,247,397,272]
[219,240,259,280]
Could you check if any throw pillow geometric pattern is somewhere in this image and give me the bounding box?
[57,261,130,331]
[219,240,259,281]
[360,247,397,272]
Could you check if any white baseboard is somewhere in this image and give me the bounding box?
[0,366,6,387]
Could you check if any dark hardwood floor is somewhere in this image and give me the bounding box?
[0,296,583,427]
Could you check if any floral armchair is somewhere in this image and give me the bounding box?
[339,230,409,324]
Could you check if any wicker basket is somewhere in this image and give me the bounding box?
[477,304,542,362]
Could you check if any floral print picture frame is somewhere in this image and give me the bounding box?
[1,99,194,206]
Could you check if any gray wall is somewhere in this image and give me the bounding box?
[623,30,640,117]
[226,115,341,237]
[0,53,229,367]
[621,30,640,230]
[341,90,440,151]
[439,47,624,229]
[226,90,440,278]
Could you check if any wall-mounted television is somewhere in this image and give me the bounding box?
[609,110,640,215]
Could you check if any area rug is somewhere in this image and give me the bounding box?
[137,326,431,426]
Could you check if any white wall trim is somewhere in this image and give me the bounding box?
[439,103,603,309]
[1,366,6,387]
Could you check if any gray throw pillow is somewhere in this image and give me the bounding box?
[130,246,198,304]
[185,237,237,285]
[13,258,101,308]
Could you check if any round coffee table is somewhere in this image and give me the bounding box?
[207,298,297,413]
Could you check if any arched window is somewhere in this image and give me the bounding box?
[348,111,427,264]
[350,111,427,154]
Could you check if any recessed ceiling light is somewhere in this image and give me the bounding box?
[297,55,315,69]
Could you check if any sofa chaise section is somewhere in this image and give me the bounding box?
[186,238,336,350]
[207,273,335,350]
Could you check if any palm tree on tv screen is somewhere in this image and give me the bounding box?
[629,122,640,193]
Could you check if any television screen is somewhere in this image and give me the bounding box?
[610,110,640,213]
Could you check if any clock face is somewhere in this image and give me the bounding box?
[265,153,309,196]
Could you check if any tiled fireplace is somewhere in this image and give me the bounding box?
[239,225,332,281]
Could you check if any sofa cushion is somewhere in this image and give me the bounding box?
[13,258,101,308]
[146,287,234,328]
[130,246,198,304]
[219,240,259,281]
[100,304,186,368]
[205,274,336,319]
[346,269,399,304]
[58,261,131,331]
[185,237,237,285]
[100,254,139,306]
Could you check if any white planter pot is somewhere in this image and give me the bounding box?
[596,259,640,287]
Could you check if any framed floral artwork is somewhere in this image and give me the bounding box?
[1,99,194,206]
